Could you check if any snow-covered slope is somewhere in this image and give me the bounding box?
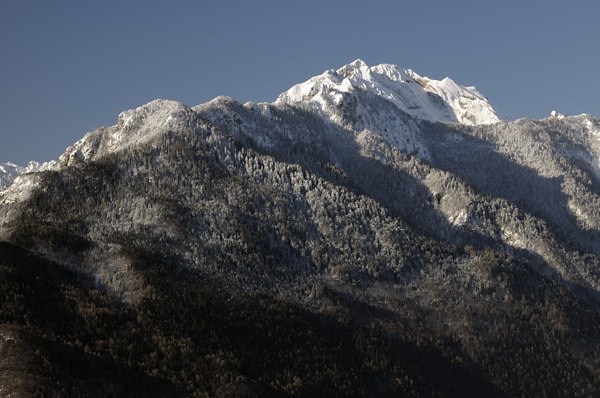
[0,161,57,190]
[0,163,22,189]
[1,100,196,192]
[59,99,198,166]
[277,59,503,125]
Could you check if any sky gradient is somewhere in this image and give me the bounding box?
[2,0,599,165]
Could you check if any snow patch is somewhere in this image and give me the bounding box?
[501,226,528,250]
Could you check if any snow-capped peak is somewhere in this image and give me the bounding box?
[277,59,504,125]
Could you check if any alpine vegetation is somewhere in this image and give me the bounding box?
[1,60,599,397]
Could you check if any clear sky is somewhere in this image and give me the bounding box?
[2,0,599,165]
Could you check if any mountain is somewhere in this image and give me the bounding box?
[1,60,600,397]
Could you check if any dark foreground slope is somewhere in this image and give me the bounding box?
[2,235,599,397]
[1,242,503,397]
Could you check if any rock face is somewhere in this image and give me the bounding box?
[1,60,600,396]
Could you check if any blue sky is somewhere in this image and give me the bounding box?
[2,1,599,165]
